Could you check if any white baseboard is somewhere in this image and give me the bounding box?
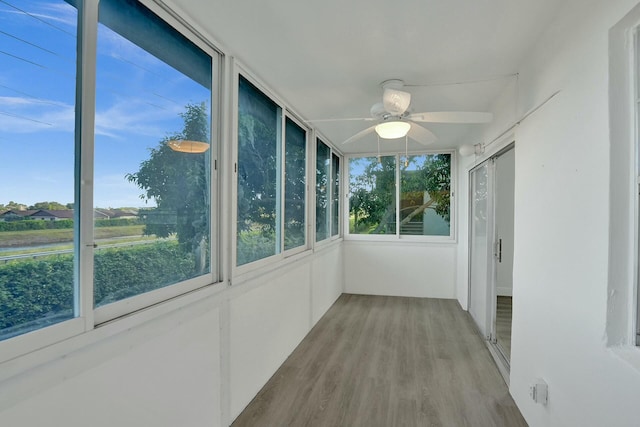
[497,287,512,297]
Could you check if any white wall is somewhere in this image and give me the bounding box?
[344,240,456,298]
[0,243,343,427]
[456,0,640,425]
[1,303,222,427]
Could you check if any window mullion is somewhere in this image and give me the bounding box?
[327,149,334,239]
[276,108,284,255]
[636,28,640,346]
[396,154,401,238]
[77,0,99,331]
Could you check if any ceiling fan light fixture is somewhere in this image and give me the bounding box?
[167,139,210,153]
[375,121,411,139]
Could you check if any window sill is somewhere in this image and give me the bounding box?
[609,345,640,374]
[313,236,343,252]
[344,234,456,244]
[231,247,315,287]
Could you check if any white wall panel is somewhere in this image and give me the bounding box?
[344,241,456,298]
[311,244,344,323]
[0,307,222,427]
[229,263,312,419]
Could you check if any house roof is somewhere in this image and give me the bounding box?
[30,210,74,219]
[0,209,38,217]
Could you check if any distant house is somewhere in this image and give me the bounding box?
[93,210,110,220]
[0,210,37,221]
[94,208,138,219]
[0,208,139,222]
[29,210,74,221]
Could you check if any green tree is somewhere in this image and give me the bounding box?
[126,103,210,258]
[401,154,451,223]
[349,154,451,233]
[1,201,27,211]
[349,156,396,234]
[29,201,68,210]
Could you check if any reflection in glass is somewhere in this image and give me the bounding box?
[237,76,281,265]
[331,154,340,236]
[94,0,212,306]
[399,154,451,236]
[284,118,306,251]
[316,140,331,241]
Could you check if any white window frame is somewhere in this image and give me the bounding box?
[635,27,640,347]
[281,112,310,258]
[330,151,343,239]
[607,4,640,348]
[344,149,456,242]
[0,0,222,362]
[314,137,343,245]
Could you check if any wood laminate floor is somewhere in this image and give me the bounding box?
[232,294,526,427]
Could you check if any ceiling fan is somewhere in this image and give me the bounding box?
[308,79,493,145]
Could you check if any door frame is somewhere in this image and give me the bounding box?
[467,142,515,379]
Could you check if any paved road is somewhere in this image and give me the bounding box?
[0,239,158,262]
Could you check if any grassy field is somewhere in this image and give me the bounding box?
[0,225,147,248]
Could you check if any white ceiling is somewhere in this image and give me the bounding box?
[173,0,566,153]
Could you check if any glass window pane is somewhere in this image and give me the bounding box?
[94,0,212,307]
[0,0,78,340]
[349,156,396,235]
[237,76,281,265]
[284,118,306,251]
[331,154,340,237]
[315,140,331,241]
[400,154,451,236]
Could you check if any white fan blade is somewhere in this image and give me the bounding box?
[408,111,493,123]
[305,117,375,123]
[383,88,411,115]
[343,125,376,145]
[408,123,437,146]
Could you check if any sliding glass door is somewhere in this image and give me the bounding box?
[468,163,492,338]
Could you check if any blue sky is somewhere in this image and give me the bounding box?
[0,0,210,208]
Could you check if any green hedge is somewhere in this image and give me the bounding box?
[0,219,73,231]
[0,217,141,232]
[95,218,141,228]
[0,240,195,335]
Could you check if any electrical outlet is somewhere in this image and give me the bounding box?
[529,379,548,405]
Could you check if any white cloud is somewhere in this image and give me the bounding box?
[94,98,183,140]
[0,96,75,133]
[31,2,78,28]
[0,1,77,30]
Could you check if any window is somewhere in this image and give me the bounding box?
[94,0,213,308]
[236,76,282,266]
[316,139,331,241]
[349,156,396,235]
[331,153,340,236]
[236,76,309,266]
[348,152,453,238]
[400,154,452,236]
[0,0,218,345]
[284,118,307,251]
[0,0,78,341]
[316,139,341,242]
